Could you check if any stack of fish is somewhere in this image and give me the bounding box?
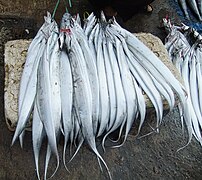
[164,18,202,146]
[11,12,194,179]
[177,0,202,21]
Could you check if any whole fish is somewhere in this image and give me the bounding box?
[60,49,73,169]
[63,13,112,179]
[36,32,59,166]
[67,34,112,179]
[102,35,117,137]
[72,23,100,136]
[113,36,137,146]
[96,29,110,137]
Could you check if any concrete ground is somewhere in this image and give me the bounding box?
[0,0,202,179]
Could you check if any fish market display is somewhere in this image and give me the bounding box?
[164,18,202,146]
[11,11,196,179]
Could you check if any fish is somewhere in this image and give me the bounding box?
[112,36,137,146]
[195,46,202,114]
[96,29,110,137]
[102,35,117,138]
[178,0,190,20]
[83,12,97,38]
[36,30,59,168]
[102,34,126,149]
[186,0,202,21]
[64,13,112,179]
[32,100,45,180]
[196,0,202,16]
[72,22,100,136]
[181,49,201,145]
[68,35,112,180]
[189,47,202,128]
[44,27,62,179]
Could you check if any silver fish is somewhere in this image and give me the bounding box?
[72,23,100,136]
[32,100,45,180]
[60,49,73,169]
[178,0,190,20]
[12,20,55,145]
[96,29,110,137]
[187,0,202,21]
[66,30,112,178]
[102,35,126,149]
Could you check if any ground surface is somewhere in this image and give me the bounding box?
[0,0,202,180]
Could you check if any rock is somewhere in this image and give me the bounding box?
[4,39,32,131]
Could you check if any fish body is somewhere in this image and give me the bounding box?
[96,30,110,137]
[178,0,190,20]
[186,0,202,21]
[12,19,55,145]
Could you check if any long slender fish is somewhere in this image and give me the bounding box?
[44,29,62,179]
[189,48,202,128]
[102,35,117,137]
[96,29,110,137]
[12,20,55,145]
[196,0,202,16]
[36,32,59,165]
[131,76,146,134]
[66,29,112,179]
[73,24,100,136]
[181,50,201,145]
[60,49,73,169]
[32,100,45,180]
[113,36,137,146]
[102,36,126,149]
[83,12,97,38]
[195,46,202,114]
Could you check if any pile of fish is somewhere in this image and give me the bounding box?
[177,0,202,21]
[11,12,195,179]
[164,18,202,146]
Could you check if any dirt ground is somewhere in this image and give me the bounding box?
[0,0,202,180]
